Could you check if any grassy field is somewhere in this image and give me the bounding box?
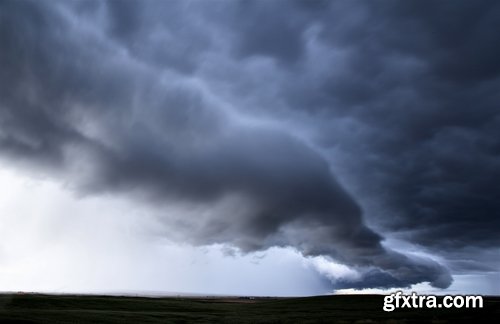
[0,293,498,323]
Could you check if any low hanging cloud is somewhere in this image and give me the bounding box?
[9,0,499,291]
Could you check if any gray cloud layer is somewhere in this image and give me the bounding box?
[2,0,498,291]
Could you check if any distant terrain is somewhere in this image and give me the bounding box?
[0,293,498,323]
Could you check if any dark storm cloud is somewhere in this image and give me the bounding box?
[334,253,453,290]
[104,0,212,74]
[226,0,311,64]
[3,0,497,291]
[305,0,500,253]
[222,0,500,255]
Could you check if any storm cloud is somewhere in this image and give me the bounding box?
[1,0,498,292]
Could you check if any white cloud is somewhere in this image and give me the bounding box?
[309,256,361,282]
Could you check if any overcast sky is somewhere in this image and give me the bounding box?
[0,0,499,296]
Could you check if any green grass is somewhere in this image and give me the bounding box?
[0,293,498,323]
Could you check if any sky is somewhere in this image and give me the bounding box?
[0,0,499,296]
